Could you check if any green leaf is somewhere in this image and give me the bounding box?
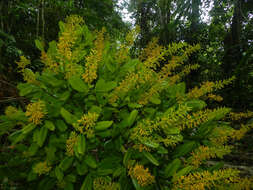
[84,155,97,169]
[174,141,197,158]
[94,121,113,131]
[59,157,74,171]
[95,79,117,92]
[164,159,181,177]
[185,100,206,111]
[123,149,132,167]
[37,127,48,147]
[44,121,55,131]
[64,182,74,190]
[143,151,159,166]
[55,166,64,181]
[60,108,77,125]
[172,166,193,182]
[80,174,93,190]
[22,123,36,134]
[77,134,86,155]
[68,75,88,93]
[141,141,159,149]
[131,177,142,190]
[127,110,138,127]
[76,161,88,175]
[150,96,161,104]
[55,120,68,132]
[59,91,71,101]
[35,39,44,51]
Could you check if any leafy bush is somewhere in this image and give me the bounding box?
[1,15,253,190]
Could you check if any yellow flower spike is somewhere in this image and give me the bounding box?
[207,93,223,102]
[93,177,120,190]
[76,112,99,138]
[16,55,30,72]
[41,51,59,73]
[229,111,253,121]
[25,100,46,125]
[82,28,105,84]
[190,145,232,167]
[128,164,155,186]
[66,131,78,156]
[33,161,52,176]
[173,169,241,190]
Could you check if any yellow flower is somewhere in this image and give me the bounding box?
[41,51,59,73]
[33,161,52,176]
[133,144,151,152]
[66,131,78,156]
[128,164,155,186]
[207,93,223,102]
[173,169,241,190]
[25,101,46,125]
[93,177,120,190]
[82,28,105,84]
[190,145,232,167]
[76,112,99,138]
[229,111,253,121]
[16,56,30,72]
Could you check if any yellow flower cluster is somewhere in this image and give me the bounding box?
[109,72,139,104]
[76,112,99,138]
[140,38,165,70]
[82,28,105,84]
[25,101,46,125]
[230,124,251,141]
[33,161,52,176]
[179,107,230,130]
[187,77,235,99]
[16,55,31,72]
[179,109,211,130]
[158,56,181,78]
[5,106,18,116]
[66,131,78,156]
[57,15,84,61]
[190,145,232,167]
[207,93,223,102]
[209,126,233,145]
[93,177,120,190]
[128,164,155,186]
[173,168,240,190]
[125,26,140,47]
[41,51,59,73]
[229,111,253,121]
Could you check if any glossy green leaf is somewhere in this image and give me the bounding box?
[95,121,113,131]
[68,75,88,93]
[60,108,77,125]
[44,120,55,131]
[37,127,48,147]
[164,159,181,177]
[127,109,138,126]
[59,157,74,171]
[80,174,93,190]
[143,151,159,166]
[77,134,86,155]
[84,155,97,169]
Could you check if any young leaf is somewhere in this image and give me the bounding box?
[77,134,86,155]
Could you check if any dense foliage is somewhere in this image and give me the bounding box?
[1,16,253,190]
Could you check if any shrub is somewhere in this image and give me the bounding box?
[1,15,253,190]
